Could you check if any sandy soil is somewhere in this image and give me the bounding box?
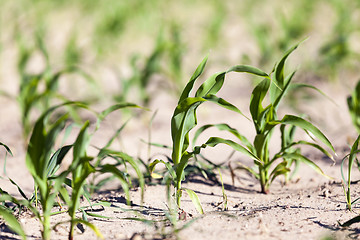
[1,69,360,240]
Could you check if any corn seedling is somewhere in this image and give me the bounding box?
[22,102,100,240]
[14,32,99,139]
[57,103,144,240]
[0,101,144,240]
[150,55,243,211]
[318,0,355,78]
[114,31,167,106]
[194,42,335,193]
[0,144,26,239]
[341,135,360,211]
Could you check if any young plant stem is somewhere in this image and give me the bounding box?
[176,180,182,207]
[42,215,51,240]
[259,166,269,194]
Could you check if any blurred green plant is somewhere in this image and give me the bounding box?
[0,102,144,240]
[318,0,356,78]
[115,27,186,105]
[13,31,99,139]
[347,80,360,133]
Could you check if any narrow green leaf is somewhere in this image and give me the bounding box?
[278,115,335,153]
[98,164,131,205]
[71,218,104,239]
[171,97,206,164]
[227,65,269,78]
[288,140,334,163]
[234,161,260,179]
[0,207,26,240]
[204,94,249,119]
[271,71,296,110]
[281,152,331,179]
[96,103,142,130]
[0,142,12,156]
[98,150,144,203]
[9,178,28,200]
[179,55,208,103]
[47,145,72,177]
[274,41,301,87]
[269,161,290,183]
[183,188,204,214]
[192,123,253,151]
[84,211,112,219]
[195,72,226,98]
[204,137,260,163]
[250,78,270,126]
[71,121,90,169]
[291,83,338,106]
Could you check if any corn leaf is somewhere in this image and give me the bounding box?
[192,123,253,151]
[171,97,206,164]
[250,79,271,128]
[280,152,330,179]
[179,55,208,103]
[269,161,290,183]
[183,188,204,214]
[97,149,144,203]
[0,207,26,240]
[277,115,335,153]
[98,164,131,205]
[274,42,300,88]
[227,65,269,78]
[71,218,104,239]
[0,142,12,156]
[204,137,259,162]
[96,103,142,130]
[195,71,226,98]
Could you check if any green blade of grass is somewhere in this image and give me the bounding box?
[179,55,208,103]
[277,115,335,153]
[96,103,143,130]
[0,142,12,156]
[195,72,226,98]
[0,207,26,240]
[204,137,260,163]
[192,123,253,151]
[71,218,104,239]
[280,152,331,179]
[227,65,269,78]
[183,188,204,214]
[250,79,271,126]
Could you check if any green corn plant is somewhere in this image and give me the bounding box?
[150,55,243,211]
[0,143,27,239]
[347,80,360,133]
[53,103,144,240]
[114,31,166,106]
[24,102,92,240]
[17,101,144,240]
[14,32,99,139]
[318,0,356,78]
[193,43,335,194]
[341,135,360,211]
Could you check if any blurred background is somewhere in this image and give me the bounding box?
[1,0,360,104]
